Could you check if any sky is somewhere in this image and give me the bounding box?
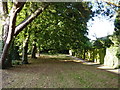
[87,16,116,40]
[87,1,118,40]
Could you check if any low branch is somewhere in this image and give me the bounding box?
[14,2,26,14]
[102,0,120,7]
[14,3,50,36]
[105,2,120,7]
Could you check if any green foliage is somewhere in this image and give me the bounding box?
[15,2,92,54]
[93,36,114,49]
[116,46,120,59]
[48,50,58,55]
[12,60,21,65]
[114,3,120,59]
[93,39,104,49]
[91,1,116,20]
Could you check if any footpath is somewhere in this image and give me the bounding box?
[68,55,120,74]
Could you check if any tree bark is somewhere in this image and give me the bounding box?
[0,2,49,68]
[83,49,86,60]
[0,18,3,69]
[38,44,41,57]
[6,39,15,68]
[14,3,50,36]
[31,39,37,59]
[22,36,29,64]
[22,28,30,64]
[0,2,26,69]
[0,2,9,43]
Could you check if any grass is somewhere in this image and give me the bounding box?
[2,54,119,88]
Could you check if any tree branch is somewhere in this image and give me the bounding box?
[14,2,26,14]
[106,2,120,7]
[14,3,50,36]
[102,0,120,7]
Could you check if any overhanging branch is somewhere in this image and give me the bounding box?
[14,3,50,36]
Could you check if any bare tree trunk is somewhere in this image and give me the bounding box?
[0,2,49,68]
[31,39,37,59]
[83,49,86,60]
[22,34,30,64]
[0,2,26,69]
[0,18,3,69]
[6,39,15,68]
[0,2,9,43]
[0,2,9,68]
[38,44,41,57]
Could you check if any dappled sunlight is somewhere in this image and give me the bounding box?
[2,54,118,88]
[0,0,119,88]
[59,59,83,63]
[27,54,120,75]
[83,62,100,65]
[70,55,120,74]
[97,65,120,74]
[81,62,120,74]
[97,65,115,70]
[107,69,120,74]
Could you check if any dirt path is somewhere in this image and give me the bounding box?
[69,55,120,74]
[2,54,119,88]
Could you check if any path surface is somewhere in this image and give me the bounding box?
[69,55,120,74]
[2,54,119,88]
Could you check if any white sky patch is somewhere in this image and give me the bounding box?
[87,17,115,40]
[87,0,118,40]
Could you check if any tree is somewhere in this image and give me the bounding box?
[0,1,50,68]
[36,2,91,53]
[0,1,92,68]
[114,2,120,60]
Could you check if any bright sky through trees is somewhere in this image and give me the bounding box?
[87,15,116,40]
[87,0,118,40]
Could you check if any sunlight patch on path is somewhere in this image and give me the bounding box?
[69,55,120,74]
[2,54,118,88]
[97,65,120,74]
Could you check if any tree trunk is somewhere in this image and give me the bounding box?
[22,35,30,64]
[1,24,15,68]
[93,49,95,61]
[0,2,49,68]
[0,2,9,43]
[0,2,8,68]
[31,39,37,59]
[6,39,15,68]
[22,11,29,64]
[0,2,26,69]
[38,44,41,57]
[83,49,86,60]
[0,18,3,69]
